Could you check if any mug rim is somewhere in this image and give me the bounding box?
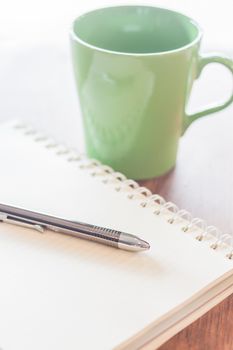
[70,5,203,56]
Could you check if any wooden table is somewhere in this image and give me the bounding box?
[139,110,233,350]
[1,45,232,350]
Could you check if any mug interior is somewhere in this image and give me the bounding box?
[72,6,200,54]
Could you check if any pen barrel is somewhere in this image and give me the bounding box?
[52,224,121,248]
[0,203,149,251]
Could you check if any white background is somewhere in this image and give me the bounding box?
[1,0,233,49]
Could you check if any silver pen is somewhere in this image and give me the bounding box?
[0,203,150,252]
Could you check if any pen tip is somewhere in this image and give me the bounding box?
[118,233,150,251]
[140,240,150,251]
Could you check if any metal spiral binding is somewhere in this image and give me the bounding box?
[15,122,233,260]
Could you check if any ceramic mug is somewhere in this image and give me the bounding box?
[71,5,233,179]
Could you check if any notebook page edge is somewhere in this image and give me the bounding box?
[116,272,233,350]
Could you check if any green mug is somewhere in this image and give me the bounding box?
[71,5,233,179]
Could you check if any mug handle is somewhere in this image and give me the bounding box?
[183,53,233,133]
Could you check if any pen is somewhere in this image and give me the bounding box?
[0,203,150,252]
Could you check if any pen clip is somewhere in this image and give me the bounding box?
[0,212,44,233]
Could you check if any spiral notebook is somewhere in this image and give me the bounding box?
[0,120,232,350]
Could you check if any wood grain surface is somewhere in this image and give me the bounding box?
[140,109,233,350]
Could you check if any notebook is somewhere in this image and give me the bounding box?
[0,120,232,350]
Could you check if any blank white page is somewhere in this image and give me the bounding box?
[0,121,232,350]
